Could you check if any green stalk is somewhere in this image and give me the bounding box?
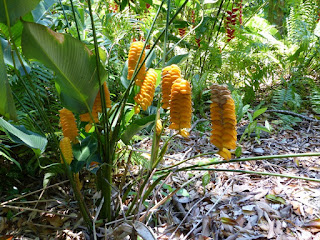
[190,168,320,183]
[87,0,111,220]
[58,0,71,29]
[70,0,81,40]
[60,155,93,230]
[149,0,171,169]
[158,152,320,173]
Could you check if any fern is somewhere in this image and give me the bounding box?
[10,63,62,133]
[287,0,319,43]
[272,88,302,111]
[311,89,320,114]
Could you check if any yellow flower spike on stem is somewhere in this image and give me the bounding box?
[128,41,146,86]
[217,148,232,161]
[74,173,83,191]
[59,108,79,144]
[80,81,112,123]
[60,137,73,165]
[161,64,181,109]
[179,129,190,138]
[210,84,237,160]
[134,68,158,111]
[156,119,162,136]
[169,78,192,131]
[134,105,141,114]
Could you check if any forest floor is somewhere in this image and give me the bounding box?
[1,117,320,240]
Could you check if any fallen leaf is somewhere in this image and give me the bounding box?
[303,219,320,229]
[266,194,286,204]
[46,215,64,227]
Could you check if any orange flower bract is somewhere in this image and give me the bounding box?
[134,68,158,112]
[80,82,111,124]
[161,64,181,109]
[127,41,146,86]
[169,78,192,131]
[210,84,237,160]
[60,137,73,165]
[59,108,78,144]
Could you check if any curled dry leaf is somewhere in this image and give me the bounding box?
[303,219,320,229]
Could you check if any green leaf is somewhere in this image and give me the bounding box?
[0,148,21,170]
[177,188,189,197]
[154,68,162,87]
[32,0,56,24]
[0,44,17,121]
[0,118,47,153]
[266,194,286,204]
[166,53,189,66]
[121,61,130,88]
[22,21,107,113]
[146,49,156,68]
[1,37,30,75]
[253,107,267,120]
[0,0,40,25]
[121,114,156,145]
[202,172,211,188]
[235,146,242,158]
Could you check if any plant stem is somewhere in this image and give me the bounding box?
[158,152,320,173]
[190,168,320,182]
[87,0,111,221]
[70,0,81,40]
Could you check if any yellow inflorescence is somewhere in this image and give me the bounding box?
[210,84,237,160]
[60,137,73,165]
[179,129,190,138]
[169,78,192,131]
[127,41,146,86]
[134,68,158,112]
[161,64,181,109]
[59,108,79,144]
[156,119,162,136]
[80,82,112,125]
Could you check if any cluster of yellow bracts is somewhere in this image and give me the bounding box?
[128,42,192,137]
[210,84,237,160]
[58,41,238,166]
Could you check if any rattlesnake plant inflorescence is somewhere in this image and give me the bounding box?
[80,82,111,129]
[59,108,79,144]
[161,64,181,110]
[60,137,73,165]
[210,84,237,160]
[134,68,158,113]
[127,41,146,86]
[169,78,192,136]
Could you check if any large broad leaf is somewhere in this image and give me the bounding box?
[22,21,107,113]
[0,117,47,153]
[0,0,40,25]
[0,45,17,121]
[1,38,30,75]
[121,114,156,145]
[71,135,99,173]
[166,53,189,66]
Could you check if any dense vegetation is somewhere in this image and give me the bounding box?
[0,0,320,238]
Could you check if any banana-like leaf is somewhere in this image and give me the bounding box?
[0,117,47,153]
[0,0,40,25]
[22,21,107,113]
[1,37,30,75]
[121,114,156,145]
[0,44,17,121]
